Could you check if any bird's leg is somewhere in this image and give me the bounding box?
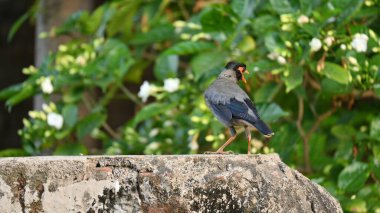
[216,135,237,154]
[216,127,237,154]
[245,127,252,154]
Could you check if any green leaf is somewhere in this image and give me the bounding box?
[257,103,289,122]
[55,11,91,35]
[162,41,215,56]
[231,0,256,18]
[342,199,367,213]
[7,12,30,42]
[371,148,380,179]
[107,2,140,38]
[54,143,88,155]
[154,55,178,81]
[7,1,37,41]
[200,7,234,33]
[0,83,23,100]
[334,0,364,26]
[132,103,175,127]
[331,125,356,140]
[62,105,78,128]
[338,162,369,192]
[191,51,227,79]
[254,82,281,103]
[6,84,35,107]
[370,118,380,140]
[101,39,133,78]
[237,36,256,53]
[76,113,106,139]
[264,33,286,52]
[269,0,294,14]
[94,5,115,37]
[282,66,303,93]
[252,15,279,36]
[321,79,352,95]
[129,24,175,45]
[369,54,380,66]
[322,62,350,84]
[0,148,27,157]
[299,0,313,14]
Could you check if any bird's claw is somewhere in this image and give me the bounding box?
[204,150,235,155]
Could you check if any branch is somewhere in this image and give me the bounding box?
[296,95,336,173]
[102,122,119,139]
[296,96,311,173]
[296,96,306,139]
[118,83,142,106]
[305,72,321,91]
[305,108,336,142]
[83,92,120,139]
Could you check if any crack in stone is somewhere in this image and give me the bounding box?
[17,173,26,213]
[136,175,144,204]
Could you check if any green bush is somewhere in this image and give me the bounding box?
[1,0,380,211]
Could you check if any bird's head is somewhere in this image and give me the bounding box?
[224,61,249,84]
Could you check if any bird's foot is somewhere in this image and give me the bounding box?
[204,150,235,155]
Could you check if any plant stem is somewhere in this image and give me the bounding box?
[118,83,142,106]
[102,122,119,139]
[296,95,311,173]
[83,91,119,139]
[296,95,336,174]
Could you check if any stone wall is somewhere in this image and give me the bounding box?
[0,154,342,212]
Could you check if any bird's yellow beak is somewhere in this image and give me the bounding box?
[238,67,249,84]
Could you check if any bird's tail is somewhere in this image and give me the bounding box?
[254,119,274,137]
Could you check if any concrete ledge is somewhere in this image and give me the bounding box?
[0,154,342,212]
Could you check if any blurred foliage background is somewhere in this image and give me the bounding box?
[1,0,380,211]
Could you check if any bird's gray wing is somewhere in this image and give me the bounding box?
[205,98,232,127]
[225,98,273,136]
[225,98,259,124]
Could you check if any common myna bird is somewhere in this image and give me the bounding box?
[204,61,274,154]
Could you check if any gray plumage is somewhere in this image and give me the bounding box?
[204,68,274,137]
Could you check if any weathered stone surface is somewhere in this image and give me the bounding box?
[0,154,342,212]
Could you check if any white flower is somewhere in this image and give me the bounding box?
[309,38,322,52]
[76,55,87,66]
[347,56,358,65]
[267,52,279,60]
[277,56,287,64]
[180,33,191,40]
[191,33,211,41]
[41,78,53,94]
[163,78,180,93]
[187,22,201,30]
[327,2,335,10]
[351,33,368,52]
[189,141,199,151]
[149,128,159,138]
[138,81,155,102]
[297,15,309,25]
[47,112,64,129]
[326,17,336,23]
[324,36,335,47]
[340,44,347,50]
[146,142,160,150]
[173,20,186,28]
